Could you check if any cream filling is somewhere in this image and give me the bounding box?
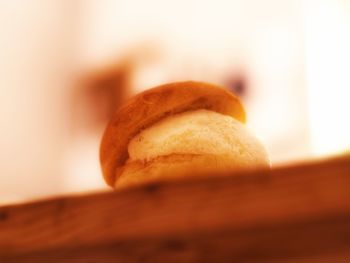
[127,109,269,166]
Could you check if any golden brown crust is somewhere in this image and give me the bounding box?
[100,81,246,186]
[115,153,268,188]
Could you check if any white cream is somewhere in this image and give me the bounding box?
[128,109,269,165]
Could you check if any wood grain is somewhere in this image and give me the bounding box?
[1,156,350,262]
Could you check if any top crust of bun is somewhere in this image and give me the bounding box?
[100,81,246,186]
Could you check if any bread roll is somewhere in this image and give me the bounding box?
[100,81,269,188]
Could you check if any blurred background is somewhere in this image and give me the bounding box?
[1,0,350,204]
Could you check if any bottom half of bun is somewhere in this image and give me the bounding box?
[115,153,269,188]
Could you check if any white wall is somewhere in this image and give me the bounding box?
[0,0,78,203]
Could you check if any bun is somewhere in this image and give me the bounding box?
[117,152,267,188]
[100,81,247,186]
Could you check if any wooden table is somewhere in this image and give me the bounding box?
[1,156,350,262]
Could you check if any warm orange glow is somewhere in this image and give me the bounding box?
[2,0,350,204]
